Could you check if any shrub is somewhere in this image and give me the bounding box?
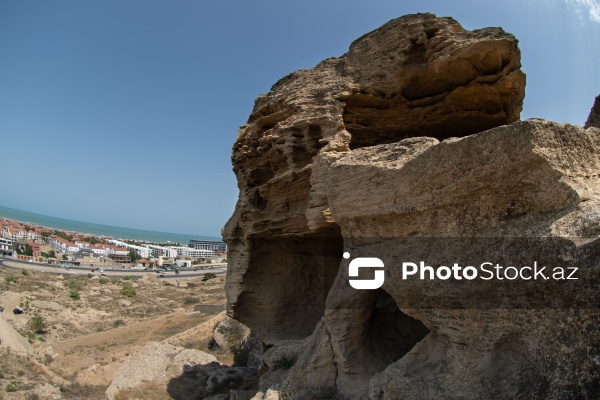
[43,352,54,364]
[70,290,80,301]
[21,269,28,276]
[67,280,81,290]
[121,283,136,298]
[183,296,198,305]
[186,282,197,289]
[5,275,17,283]
[99,278,109,284]
[29,314,47,334]
[113,319,126,328]
[202,273,217,282]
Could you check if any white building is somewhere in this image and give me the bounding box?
[143,244,178,258]
[176,260,192,268]
[89,244,108,256]
[107,240,150,258]
[49,237,80,254]
[75,241,90,249]
[2,226,18,241]
[0,237,13,254]
[169,246,215,259]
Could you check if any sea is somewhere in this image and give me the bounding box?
[0,205,221,245]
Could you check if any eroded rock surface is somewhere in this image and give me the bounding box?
[224,12,599,400]
[225,12,525,344]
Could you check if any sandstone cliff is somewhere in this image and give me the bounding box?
[224,13,599,400]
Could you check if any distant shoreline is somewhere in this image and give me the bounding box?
[0,205,221,245]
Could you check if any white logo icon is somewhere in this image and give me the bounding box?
[345,252,385,290]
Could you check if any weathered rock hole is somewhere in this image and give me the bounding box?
[365,290,430,372]
[233,228,343,342]
[425,28,439,39]
[250,190,267,211]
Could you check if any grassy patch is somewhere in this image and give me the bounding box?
[121,283,136,298]
[183,296,198,305]
[202,273,217,282]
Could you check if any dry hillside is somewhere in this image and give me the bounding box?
[0,266,229,399]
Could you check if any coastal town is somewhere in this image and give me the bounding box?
[0,217,227,271]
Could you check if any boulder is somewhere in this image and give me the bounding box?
[118,299,131,307]
[212,316,250,349]
[206,366,258,394]
[105,342,218,400]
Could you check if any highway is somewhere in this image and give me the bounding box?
[0,257,227,280]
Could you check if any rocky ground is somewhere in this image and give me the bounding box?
[0,265,244,399]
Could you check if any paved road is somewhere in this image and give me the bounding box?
[0,257,227,280]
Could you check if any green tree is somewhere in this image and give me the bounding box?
[53,230,73,242]
[41,250,56,259]
[83,237,100,245]
[128,249,140,262]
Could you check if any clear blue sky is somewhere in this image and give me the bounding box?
[1,0,599,237]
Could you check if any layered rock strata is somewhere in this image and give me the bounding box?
[224,12,599,399]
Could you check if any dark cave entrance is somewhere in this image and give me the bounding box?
[234,227,344,343]
[364,289,430,373]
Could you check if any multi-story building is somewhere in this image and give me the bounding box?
[2,226,18,241]
[107,240,151,258]
[48,236,79,254]
[143,244,178,258]
[0,237,13,255]
[89,244,108,256]
[189,240,227,253]
[169,246,215,259]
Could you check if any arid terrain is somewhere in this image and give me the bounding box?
[0,264,229,399]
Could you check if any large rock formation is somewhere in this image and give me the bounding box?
[224,13,599,399]
[585,95,600,129]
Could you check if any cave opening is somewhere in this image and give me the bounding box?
[234,226,344,343]
[365,289,430,373]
